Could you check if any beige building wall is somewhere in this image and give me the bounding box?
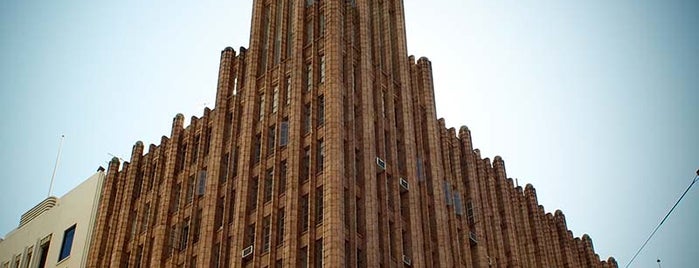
[0,170,105,268]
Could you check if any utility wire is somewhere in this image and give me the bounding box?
[625,171,699,268]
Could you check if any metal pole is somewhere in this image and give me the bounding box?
[48,135,65,197]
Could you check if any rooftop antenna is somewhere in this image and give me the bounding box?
[47,134,65,197]
[515,178,519,187]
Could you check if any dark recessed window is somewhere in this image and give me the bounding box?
[58,224,76,261]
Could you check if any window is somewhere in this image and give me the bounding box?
[192,135,200,164]
[167,225,177,256]
[300,194,309,232]
[305,0,314,7]
[12,255,20,268]
[245,224,256,247]
[135,246,143,268]
[314,239,323,268]
[24,247,33,268]
[277,208,285,245]
[216,196,225,228]
[305,20,313,45]
[317,95,324,126]
[171,183,181,212]
[180,219,190,250]
[259,93,266,120]
[272,86,279,114]
[319,13,325,36]
[303,103,311,134]
[285,76,292,105]
[58,224,76,261]
[37,239,50,268]
[466,200,475,226]
[187,175,195,204]
[302,147,310,182]
[280,119,289,146]
[268,125,276,156]
[319,56,325,84]
[279,161,287,194]
[344,189,350,228]
[299,246,308,268]
[305,63,313,91]
[249,177,259,211]
[263,216,271,253]
[141,204,150,233]
[264,169,274,203]
[356,197,364,235]
[197,170,207,196]
[220,153,229,183]
[254,133,262,164]
[316,139,324,172]
[193,208,202,243]
[315,187,323,225]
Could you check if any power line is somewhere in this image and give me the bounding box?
[625,171,699,268]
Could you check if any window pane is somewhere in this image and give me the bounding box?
[58,225,76,261]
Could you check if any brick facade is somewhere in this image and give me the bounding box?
[86,0,616,267]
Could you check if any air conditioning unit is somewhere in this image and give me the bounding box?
[402,255,412,266]
[469,231,478,245]
[241,245,254,258]
[376,157,386,171]
[399,177,409,192]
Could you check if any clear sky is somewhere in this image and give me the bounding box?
[1,0,697,267]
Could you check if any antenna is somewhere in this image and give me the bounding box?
[515,178,519,187]
[48,135,65,197]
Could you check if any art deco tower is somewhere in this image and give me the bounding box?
[87,0,617,267]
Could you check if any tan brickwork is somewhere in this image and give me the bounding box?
[86,0,616,267]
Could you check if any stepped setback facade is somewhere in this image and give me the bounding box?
[87,0,616,267]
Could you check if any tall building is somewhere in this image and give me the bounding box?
[0,170,105,268]
[87,0,616,267]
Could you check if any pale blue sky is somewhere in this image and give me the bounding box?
[1,1,697,267]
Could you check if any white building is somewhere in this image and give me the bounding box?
[0,169,105,268]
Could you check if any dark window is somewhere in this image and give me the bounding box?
[249,177,259,211]
[315,187,323,225]
[141,204,150,233]
[319,55,325,84]
[317,95,324,125]
[314,239,323,268]
[58,224,76,261]
[279,161,287,194]
[302,147,310,182]
[264,169,274,203]
[186,175,195,204]
[220,153,229,183]
[299,246,308,268]
[300,194,309,232]
[277,208,285,245]
[263,216,271,253]
[280,119,289,146]
[193,208,202,243]
[245,224,256,247]
[285,77,291,105]
[171,183,181,212]
[316,139,324,172]
[268,125,276,156]
[180,219,190,250]
[197,170,207,196]
[303,103,311,134]
[216,196,225,228]
[38,240,50,268]
[254,134,262,164]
